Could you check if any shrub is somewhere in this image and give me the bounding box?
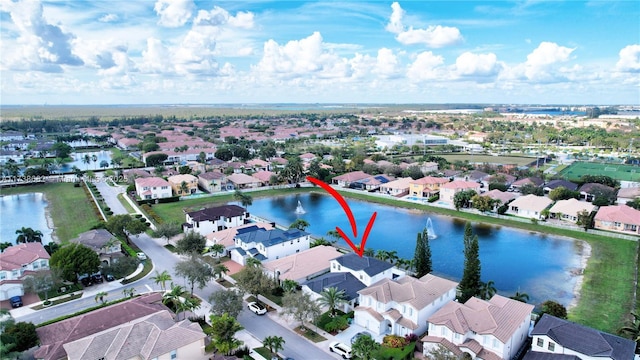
[382,335,407,348]
[324,316,348,333]
[104,207,111,212]
[428,195,439,203]
[403,333,418,343]
[105,210,113,216]
[271,286,284,297]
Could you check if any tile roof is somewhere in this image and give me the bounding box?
[303,271,365,300]
[483,189,517,204]
[334,253,392,276]
[440,180,480,190]
[544,179,578,191]
[549,199,596,218]
[207,223,274,248]
[332,171,371,182]
[227,173,261,185]
[579,182,614,194]
[509,194,553,212]
[617,186,640,199]
[167,174,197,183]
[358,274,458,310]
[198,171,225,181]
[380,177,413,190]
[595,205,640,225]
[69,229,115,252]
[236,227,309,247]
[531,314,635,360]
[263,245,342,282]
[186,205,245,222]
[252,170,275,182]
[410,176,449,185]
[135,177,170,188]
[0,242,50,271]
[513,177,544,187]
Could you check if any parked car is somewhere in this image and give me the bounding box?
[247,301,267,315]
[350,331,372,344]
[9,296,22,308]
[80,276,93,287]
[92,274,104,283]
[329,342,352,359]
[136,252,147,261]
[105,274,115,282]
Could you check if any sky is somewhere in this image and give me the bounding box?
[0,0,639,105]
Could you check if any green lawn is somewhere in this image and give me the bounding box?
[436,153,536,166]
[0,182,101,242]
[117,193,136,213]
[110,148,144,168]
[294,325,327,343]
[376,342,416,360]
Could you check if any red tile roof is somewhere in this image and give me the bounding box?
[0,243,50,271]
[595,205,640,225]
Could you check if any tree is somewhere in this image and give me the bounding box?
[245,257,262,267]
[100,256,139,279]
[100,160,109,169]
[235,264,273,299]
[152,222,182,245]
[83,154,91,170]
[425,344,460,360]
[95,291,108,304]
[22,269,60,302]
[0,242,11,253]
[208,289,244,318]
[44,242,60,255]
[151,270,172,291]
[351,333,380,360]
[163,283,188,310]
[15,227,43,243]
[472,195,498,213]
[520,183,544,196]
[413,228,432,278]
[179,181,189,195]
[209,243,225,257]
[208,313,244,355]
[479,280,497,300]
[627,198,640,210]
[510,291,530,303]
[549,186,580,201]
[178,165,191,175]
[49,243,101,282]
[402,165,424,180]
[145,153,168,167]
[51,142,72,159]
[175,231,207,254]
[281,291,321,329]
[282,279,298,293]
[280,157,304,184]
[453,189,477,210]
[326,229,341,242]
[0,322,39,352]
[233,190,253,211]
[289,219,310,231]
[122,287,136,298]
[310,238,332,248]
[318,287,347,317]
[576,209,593,231]
[91,154,98,169]
[618,311,640,345]
[215,147,233,161]
[174,255,215,295]
[105,214,147,243]
[213,264,229,279]
[263,335,285,357]
[458,222,481,302]
[540,300,567,319]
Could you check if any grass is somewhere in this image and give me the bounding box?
[38,283,82,301]
[110,148,144,168]
[294,325,327,343]
[164,244,177,253]
[217,279,234,288]
[254,347,277,359]
[36,294,140,327]
[0,182,101,242]
[436,153,536,166]
[262,291,283,306]
[121,260,153,284]
[117,193,136,213]
[558,161,640,182]
[31,292,83,310]
[376,342,416,360]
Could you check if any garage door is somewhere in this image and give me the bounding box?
[1,285,24,300]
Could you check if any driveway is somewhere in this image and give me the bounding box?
[94,175,129,215]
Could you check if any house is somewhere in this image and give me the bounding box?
[354,274,458,337]
[34,293,201,360]
[616,186,640,205]
[379,177,413,197]
[262,245,343,283]
[461,170,490,183]
[252,170,276,186]
[299,152,317,163]
[440,180,482,204]
[198,171,227,193]
[205,222,274,256]
[409,176,450,198]
[69,229,122,266]
[485,173,517,188]
[528,314,635,360]
[246,158,271,172]
[226,173,262,189]
[303,271,367,313]
[507,194,553,220]
[511,177,545,191]
[329,253,405,287]
[594,205,640,235]
[548,199,596,223]
[332,171,371,187]
[543,179,578,193]
[230,227,311,265]
[134,177,172,200]
[420,161,439,174]
[0,243,50,301]
[423,295,534,360]
[116,137,140,150]
[482,189,517,210]
[167,174,198,196]
[579,183,616,202]
[183,205,247,235]
[351,174,395,191]
[123,169,152,183]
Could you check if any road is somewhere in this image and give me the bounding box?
[16,176,337,360]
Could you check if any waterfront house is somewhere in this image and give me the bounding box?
[423,295,534,360]
[183,204,247,236]
[252,170,276,186]
[548,198,596,223]
[205,222,274,256]
[246,158,271,172]
[527,314,635,360]
[379,177,413,197]
[354,274,458,337]
[578,183,615,202]
[303,272,367,313]
[329,253,405,287]
[263,245,343,283]
[332,171,370,187]
[229,227,311,265]
[616,186,640,205]
[0,243,50,301]
[167,174,198,196]
[409,176,450,198]
[507,194,553,220]
[134,177,172,200]
[352,174,395,191]
[593,204,640,235]
[197,171,227,193]
[226,173,262,189]
[440,180,482,204]
[482,189,517,211]
[69,229,122,266]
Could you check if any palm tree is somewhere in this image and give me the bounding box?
[282,279,298,293]
[163,283,188,312]
[510,291,530,303]
[180,181,189,195]
[386,250,399,265]
[213,264,229,280]
[0,242,11,252]
[151,270,172,291]
[326,229,340,243]
[618,311,640,343]
[479,280,497,300]
[245,257,262,267]
[263,335,285,356]
[363,248,375,257]
[209,243,225,257]
[82,154,91,170]
[122,287,136,298]
[233,190,253,211]
[95,291,108,304]
[375,249,390,262]
[91,154,98,169]
[15,227,43,243]
[318,286,347,317]
[175,295,200,320]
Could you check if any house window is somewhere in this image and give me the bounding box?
[337,265,341,271]
[41,260,47,267]
[409,308,413,316]
[536,338,544,347]
[12,270,18,277]
[0,272,5,280]
[454,333,460,340]
[493,338,499,348]
[33,262,39,269]
[402,305,406,313]
[332,263,336,269]
[548,342,555,351]
[170,350,177,359]
[614,222,621,227]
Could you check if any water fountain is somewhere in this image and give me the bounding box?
[425,217,437,239]
[294,200,306,215]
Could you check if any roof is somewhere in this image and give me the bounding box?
[595,205,640,225]
[167,174,197,183]
[69,229,116,251]
[483,189,517,204]
[207,222,274,248]
[522,352,581,360]
[135,177,170,188]
[35,293,170,360]
[357,274,458,309]
[227,173,261,185]
[440,180,480,190]
[509,194,553,212]
[549,198,596,217]
[198,171,225,181]
[252,170,275,182]
[380,177,413,190]
[246,158,270,167]
[235,227,309,247]
[466,170,490,181]
[579,182,614,194]
[513,177,544,187]
[617,186,640,199]
[334,253,393,276]
[61,310,205,360]
[544,179,578,191]
[303,271,366,300]
[531,314,635,360]
[427,294,534,343]
[186,205,245,222]
[263,245,342,282]
[410,176,449,185]
[0,242,50,271]
[332,171,371,183]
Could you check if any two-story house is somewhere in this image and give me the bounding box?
[440,180,482,204]
[354,274,458,337]
[229,227,311,265]
[69,229,122,266]
[329,253,405,287]
[183,205,247,236]
[167,174,198,196]
[0,242,50,301]
[409,176,450,198]
[423,295,534,360]
[134,177,172,200]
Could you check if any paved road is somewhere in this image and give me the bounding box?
[94,175,129,215]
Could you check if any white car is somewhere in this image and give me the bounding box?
[329,342,352,359]
[136,252,147,260]
[247,301,267,315]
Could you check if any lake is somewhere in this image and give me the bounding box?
[56,150,113,173]
[244,193,585,306]
[0,193,52,245]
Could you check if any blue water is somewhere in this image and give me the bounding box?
[0,193,52,245]
[243,193,583,306]
[56,150,113,173]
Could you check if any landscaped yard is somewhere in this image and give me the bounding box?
[376,341,416,360]
[294,325,327,343]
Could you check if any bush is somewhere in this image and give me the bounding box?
[104,207,111,212]
[105,210,114,216]
[271,286,284,297]
[497,204,508,215]
[428,195,439,203]
[382,335,407,348]
[324,316,348,333]
[403,333,418,343]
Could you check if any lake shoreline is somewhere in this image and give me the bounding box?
[568,240,591,310]
[42,192,60,244]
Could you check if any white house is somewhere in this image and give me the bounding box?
[507,194,553,220]
[528,314,635,360]
[354,274,458,337]
[0,243,50,300]
[230,227,311,265]
[183,205,247,236]
[423,295,534,360]
[134,177,172,200]
[263,245,343,283]
[548,198,596,223]
[439,180,482,205]
[329,253,405,287]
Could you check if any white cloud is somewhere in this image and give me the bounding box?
[140,37,173,74]
[616,44,640,73]
[154,0,194,28]
[373,48,401,79]
[406,51,445,81]
[524,42,575,82]
[455,52,501,77]
[98,13,118,23]
[386,2,462,48]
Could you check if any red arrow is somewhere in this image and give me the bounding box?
[306,176,377,257]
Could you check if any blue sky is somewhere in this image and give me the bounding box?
[1,0,638,105]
